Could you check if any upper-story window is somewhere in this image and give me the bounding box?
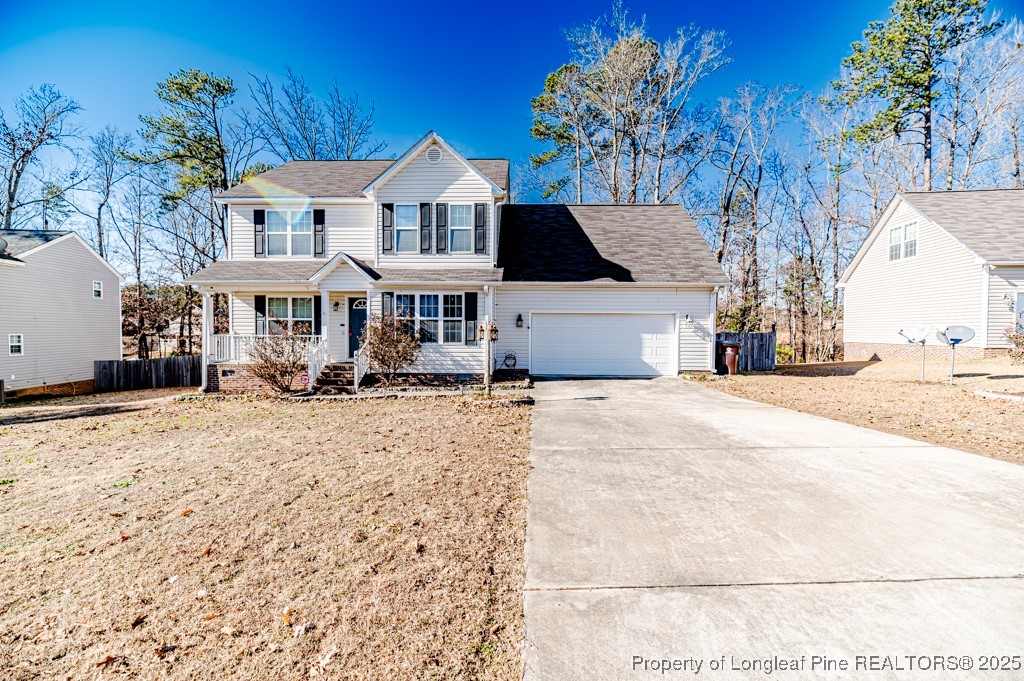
[449,205,473,253]
[888,222,917,261]
[395,205,418,253]
[267,210,312,257]
[92,281,103,299]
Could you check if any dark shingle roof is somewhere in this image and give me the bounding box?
[184,259,330,284]
[0,229,70,256]
[219,158,509,199]
[497,204,726,284]
[901,189,1024,262]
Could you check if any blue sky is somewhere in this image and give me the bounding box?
[2,0,1022,166]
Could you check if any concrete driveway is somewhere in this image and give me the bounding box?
[524,378,1024,680]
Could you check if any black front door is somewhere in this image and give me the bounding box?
[348,298,367,357]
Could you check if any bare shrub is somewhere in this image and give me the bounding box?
[247,331,310,393]
[1006,314,1024,365]
[360,313,421,386]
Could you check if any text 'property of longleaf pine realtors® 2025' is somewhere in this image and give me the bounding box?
[630,654,991,674]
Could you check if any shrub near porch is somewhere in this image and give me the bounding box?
[0,394,531,680]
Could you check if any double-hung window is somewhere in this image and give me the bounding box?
[449,205,473,253]
[395,205,418,253]
[267,296,314,335]
[9,334,24,356]
[889,222,917,261]
[92,281,103,299]
[267,210,312,256]
[392,293,464,344]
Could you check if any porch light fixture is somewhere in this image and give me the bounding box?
[333,301,340,312]
[515,314,524,328]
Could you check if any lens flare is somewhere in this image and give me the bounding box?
[247,178,312,218]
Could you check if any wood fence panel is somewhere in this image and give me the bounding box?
[94,356,202,393]
[715,332,777,372]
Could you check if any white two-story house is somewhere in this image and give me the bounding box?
[186,132,727,392]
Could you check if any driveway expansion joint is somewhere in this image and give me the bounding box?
[525,574,1024,593]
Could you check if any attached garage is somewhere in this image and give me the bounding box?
[530,313,677,377]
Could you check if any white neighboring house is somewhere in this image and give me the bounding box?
[0,230,123,397]
[186,131,727,392]
[841,189,1024,360]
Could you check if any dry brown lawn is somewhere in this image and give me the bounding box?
[0,392,531,680]
[702,356,1024,465]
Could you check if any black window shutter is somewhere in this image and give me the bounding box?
[255,295,267,335]
[474,203,486,253]
[313,295,322,335]
[464,291,478,344]
[436,203,448,253]
[420,202,432,253]
[381,292,394,319]
[253,210,266,258]
[313,209,326,258]
[381,203,394,254]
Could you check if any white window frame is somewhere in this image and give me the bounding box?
[92,281,103,299]
[266,209,313,257]
[392,292,465,345]
[448,204,474,253]
[266,296,315,335]
[394,204,419,254]
[889,222,917,262]
[9,333,24,356]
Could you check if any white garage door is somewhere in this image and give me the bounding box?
[531,313,677,376]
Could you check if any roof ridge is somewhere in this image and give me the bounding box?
[902,187,1024,195]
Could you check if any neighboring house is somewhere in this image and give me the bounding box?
[0,230,123,397]
[186,131,726,392]
[841,189,1024,360]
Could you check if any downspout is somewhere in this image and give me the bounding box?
[709,285,720,372]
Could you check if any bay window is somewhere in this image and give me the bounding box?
[395,205,418,253]
[267,210,312,256]
[449,204,473,253]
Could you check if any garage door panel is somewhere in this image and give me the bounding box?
[531,313,676,376]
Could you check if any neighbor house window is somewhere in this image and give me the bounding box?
[393,293,464,344]
[266,210,312,256]
[395,205,418,253]
[9,334,23,356]
[267,296,314,334]
[92,281,103,298]
[449,205,473,253]
[889,222,917,261]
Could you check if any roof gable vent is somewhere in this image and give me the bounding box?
[425,146,443,164]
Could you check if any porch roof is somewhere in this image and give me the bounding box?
[373,267,503,283]
[185,259,328,285]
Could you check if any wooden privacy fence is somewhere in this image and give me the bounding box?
[716,331,777,372]
[94,355,203,393]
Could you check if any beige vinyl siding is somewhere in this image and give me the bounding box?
[0,236,121,390]
[987,266,1024,347]
[231,292,256,335]
[493,286,716,372]
[375,147,495,268]
[366,289,485,373]
[843,200,985,348]
[318,263,370,291]
[229,204,375,262]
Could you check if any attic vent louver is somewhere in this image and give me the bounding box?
[425,146,443,164]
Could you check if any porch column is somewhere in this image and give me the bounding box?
[320,292,331,360]
[200,290,213,392]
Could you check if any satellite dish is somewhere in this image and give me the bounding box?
[0,237,7,253]
[936,325,975,346]
[899,325,932,344]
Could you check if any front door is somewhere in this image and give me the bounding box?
[348,298,368,357]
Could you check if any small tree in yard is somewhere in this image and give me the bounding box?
[1007,314,1024,364]
[361,313,421,386]
[247,330,310,394]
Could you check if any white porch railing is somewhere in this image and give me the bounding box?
[211,334,321,363]
[307,337,329,391]
[353,342,370,394]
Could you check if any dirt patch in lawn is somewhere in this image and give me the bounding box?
[704,357,1024,465]
[0,393,531,680]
